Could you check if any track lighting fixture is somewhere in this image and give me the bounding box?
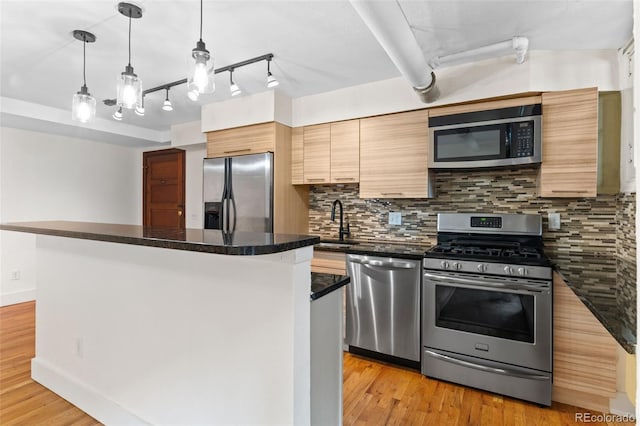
[135,96,145,116]
[71,30,97,123]
[266,58,279,88]
[229,69,242,97]
[162,88,173,111]
[187,0,215,95]
[104,53,276,121]
[116,2,143,110]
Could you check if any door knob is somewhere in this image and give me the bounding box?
[178,211,183,216]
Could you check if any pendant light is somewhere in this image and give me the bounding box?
[229,69,242,97]
[187,0,215,96]
[71,30,97,123]
[116,2,143,110]
[162,88,173,111]
[266,57,279,88]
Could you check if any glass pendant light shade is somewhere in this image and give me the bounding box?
[188,40,215,94]
[117,65,142,109]
[72,86,96,123]
[71,30,97,123]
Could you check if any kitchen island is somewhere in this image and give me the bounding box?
[0,221,320,425]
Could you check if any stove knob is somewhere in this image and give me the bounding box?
[504,266,513,275]
[477,264,487,273]
[517,267,526,276]
[440,260,450,269]
[452,262,461,270]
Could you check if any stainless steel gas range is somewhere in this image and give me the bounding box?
[422,213,552,406]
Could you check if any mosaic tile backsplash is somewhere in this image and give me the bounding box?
[309,166,635,342]
[617,192,636,333]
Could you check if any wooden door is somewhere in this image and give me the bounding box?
[143,149,185,228]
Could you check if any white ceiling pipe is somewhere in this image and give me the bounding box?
[349,0,439,103]
[430,36,530,69]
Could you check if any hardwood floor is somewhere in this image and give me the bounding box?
[0,302,634,425]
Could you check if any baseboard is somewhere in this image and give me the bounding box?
[552,385,610,413]
[31,358,149,425]
[610,392,636,417]
[0,289,35,306]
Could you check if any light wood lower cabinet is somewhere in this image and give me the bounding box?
[538,87,598,197]
[552,272,617,412]
[311,251,346,275]
[359,109,432,199]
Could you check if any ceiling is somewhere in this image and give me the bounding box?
[0,0,633,144]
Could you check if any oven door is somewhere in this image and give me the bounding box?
[423,269,551,372]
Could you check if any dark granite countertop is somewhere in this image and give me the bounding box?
[310,273,350,301]
[314,238,430,260]
[554,261,636,354]
[0,221,319,256]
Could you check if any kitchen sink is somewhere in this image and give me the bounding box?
[315,240,359,249]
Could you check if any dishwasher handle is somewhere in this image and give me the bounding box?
[349,258,417,270]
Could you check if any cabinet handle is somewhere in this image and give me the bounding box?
[550,190,589,194]
[334,177,356,181]
[223,149,252,154]
[306,178,326,182]
[381,192,403,196]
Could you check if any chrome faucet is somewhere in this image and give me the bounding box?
[331,199,350,241]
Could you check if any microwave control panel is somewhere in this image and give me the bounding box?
[511,121,535,158]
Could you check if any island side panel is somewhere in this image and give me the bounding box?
[31,235,312,426]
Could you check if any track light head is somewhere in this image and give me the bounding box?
[229,69,242,96]
[162,88,173,111]
[113,107,123,120]
[266,59,279,88]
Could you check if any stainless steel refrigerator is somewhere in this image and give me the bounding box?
[203,152,274,232]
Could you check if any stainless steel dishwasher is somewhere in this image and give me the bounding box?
[345,254,421,365]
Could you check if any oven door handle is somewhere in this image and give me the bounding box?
[423,271,548,293]
[351,259,417,270]
[424,350,550,381]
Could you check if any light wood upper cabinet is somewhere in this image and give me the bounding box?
[291,127,304,185]
[303,123,331,184]
[538,88,598,197]
[330,120,360,183]
[359,109,432,199]
[206,122,275,158]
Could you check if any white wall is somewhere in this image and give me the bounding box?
[292,50,619,127]
[0,127,140,305]
[185,144,206,229]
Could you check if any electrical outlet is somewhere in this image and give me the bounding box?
[548,213,561,230]
[10,270,20,281]
[389,212,402,225]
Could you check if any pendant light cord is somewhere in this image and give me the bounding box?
[128,10,132,67]
[83,38,87,88]
[199,0,203,42]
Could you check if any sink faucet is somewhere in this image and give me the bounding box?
[330,199,350,241]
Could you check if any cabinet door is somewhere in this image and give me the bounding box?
[330,120,359,183]
[291,127,304,185]
[303,123,331,184]
[538,88,598,197]
[359,110,431,198]
[206,122,275,158]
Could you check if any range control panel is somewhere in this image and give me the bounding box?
[470,216,502,229]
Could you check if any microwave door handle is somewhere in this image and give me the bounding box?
[423,272,546,294]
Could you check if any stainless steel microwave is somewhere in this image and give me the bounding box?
[428,104,542,169]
